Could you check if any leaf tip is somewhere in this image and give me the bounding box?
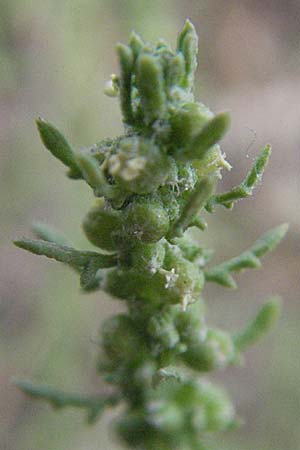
[13,239,24,249]
[278,222,289,237]
[216,111,231,135]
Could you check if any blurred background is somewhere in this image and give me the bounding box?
[1,1,299,449]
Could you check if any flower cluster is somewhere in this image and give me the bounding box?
[15,21,287,450]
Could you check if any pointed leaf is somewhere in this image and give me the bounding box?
[180,113,230,161]
[168,177,215,238]
[129,30,144,60]
[167,53,185,88]
[136,53,166,124]
[177,19,198,89]
[206,145,271,211]
[234,297,282,350]
[205,224,289,288]
[14,238,117,269]
[14,379,119,424]
[206,271,237,289]
[74,150,112,197]
[36,118,81,177]
[117,43,134,124]
[249,223,289,258]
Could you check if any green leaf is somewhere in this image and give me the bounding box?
[189,215,207,231]
[204,224,289,288]
[233,297,282,350]
[74,150,112,197]
[136,53,166,124]
[167,53,185,88]
[180,113,230,161]
[177,19,198,89]
[36,118,81,178]
[117,43,134,124]
[168,177,215,238]
[206,145,271,211]
[14,379,119,424]
[14,239,117,269]
[129,30,144,60]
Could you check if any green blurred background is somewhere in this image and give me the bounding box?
[1,1,299,449]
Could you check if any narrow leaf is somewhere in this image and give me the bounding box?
[206,145,271,211]
[189,216,207,231]
[136,53,166,124]
[177,19,198,89]
[117,43,134,124]
[36,118,81,177]
[167,53,185,88]
[74,150,112,197]
[14,379,119,424]
[14,239,117,269]
[233,297,282,350]
[168,177,215,238]
[205,224,289,288]
[249,223,289,257]
[207,271,237,289]
[180,113,230,161]
[129,30,144,60]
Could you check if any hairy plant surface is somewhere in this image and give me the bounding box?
[15,21,288,450]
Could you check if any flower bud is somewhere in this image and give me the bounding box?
[192,144,232,178]
[154,379,235,434]
[129,241,165,273]
[194,381,235,432]
[148,400,184,433]
[117,412,153,447]
[182,328,235,372]
[102,314,142,365]
[108,136,172,194]
[82,201,122,251]
[104,74,119,97]
[103,266,166,304]
[163,245,205,307]
[175,301,207,346]
[124,199,169,243]
[148,309,180,350]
